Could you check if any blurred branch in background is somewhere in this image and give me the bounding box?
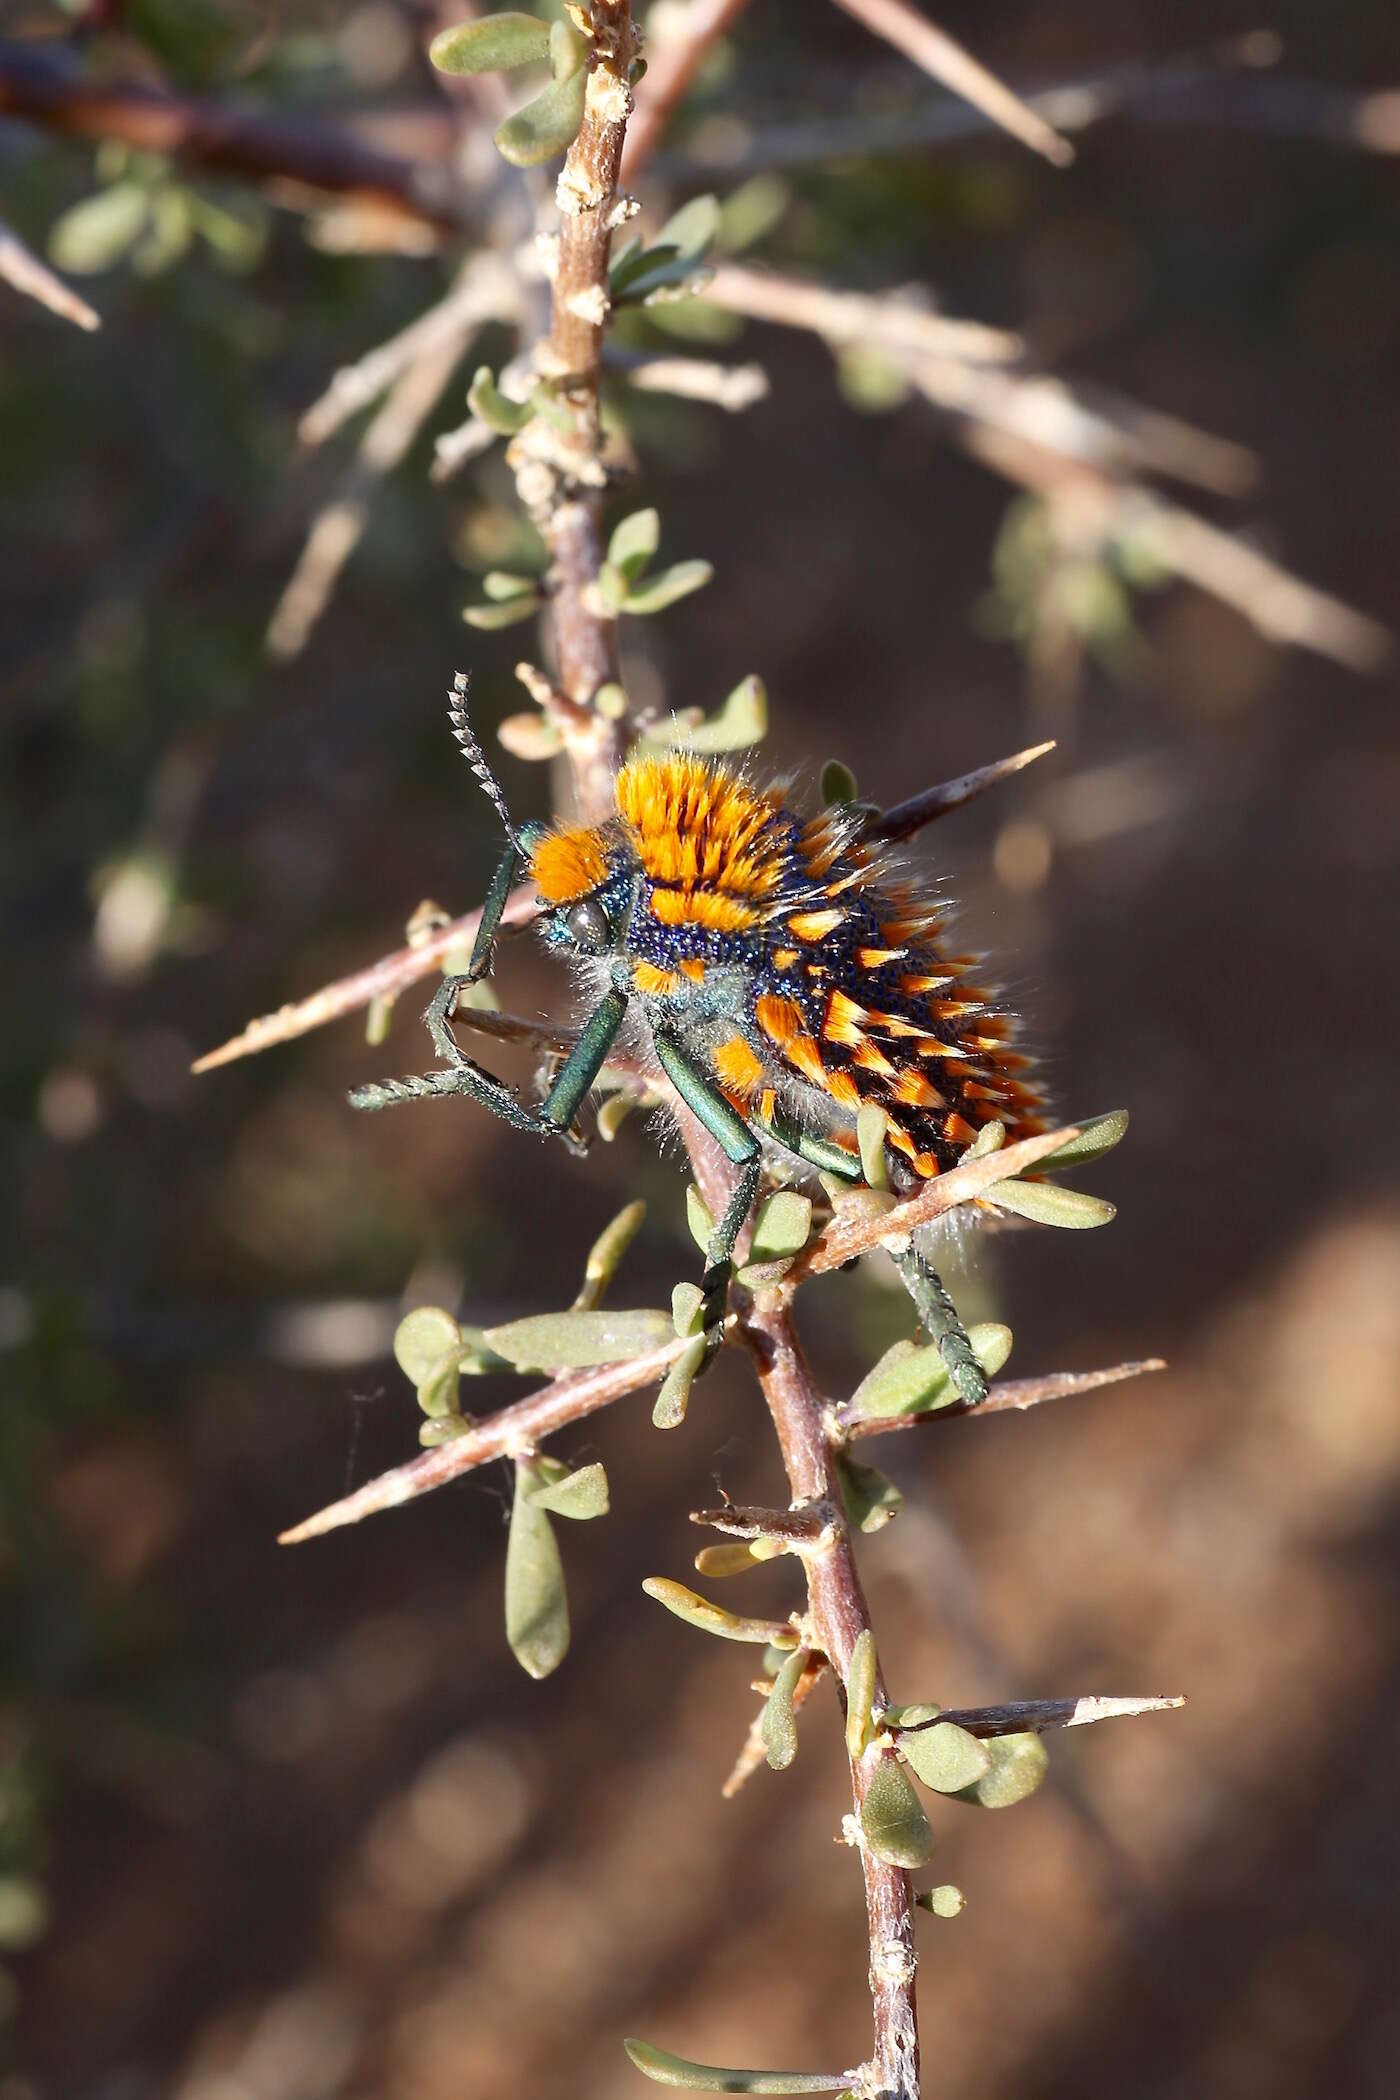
[830,0,1074,166]
[0,39,470,234]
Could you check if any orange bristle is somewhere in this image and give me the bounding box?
[531,826,610,904]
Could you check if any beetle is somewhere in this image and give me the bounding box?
[351,675,1045,1400]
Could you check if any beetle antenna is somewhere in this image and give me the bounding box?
[447,671,522,850]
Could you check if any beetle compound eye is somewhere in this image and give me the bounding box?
[564,898,612,949]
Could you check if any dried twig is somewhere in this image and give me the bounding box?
[839,1357,1168,1437]
[619,354,770,411]
[803,1125,1081,1276]
[707,262,1022,366]
[0,213,100,330]
[190,887,538,1073]
[266,298,474,660]
[866,739,1055,843]
[278,1332,695,1544]
[829,0,1074,166]
[914,1693,1185,1736]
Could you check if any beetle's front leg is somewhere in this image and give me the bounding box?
[350,987,628,1163]
[654,1035,761,1361]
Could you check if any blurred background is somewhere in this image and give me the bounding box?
[3,2,1398,2096]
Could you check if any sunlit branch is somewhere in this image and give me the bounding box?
[838,1358,1168,1438]
[279,1332,695,1544]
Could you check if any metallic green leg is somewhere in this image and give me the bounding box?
[351,985,626,1160]
[754,1096,864,1182]
[466,838,524,983]
[655,1034,761,1356]
[893,1245,988,1406]
[539,989,628,1133]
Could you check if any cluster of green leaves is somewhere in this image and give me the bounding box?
[391,1199,672,1675]
[48,145,265,279]
[979,494,1172,690]
[430,10,593,168]
[464,503,714,641]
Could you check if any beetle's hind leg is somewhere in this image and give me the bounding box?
[892,1244,988,1407]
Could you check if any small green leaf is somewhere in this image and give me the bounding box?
[686,1184,715,1254]
[528,380,576,432]
[575,1199,648,1310]
[465,594,540,630]
[836,1455,903,1534]
[653,1333,707,1428]
[523,1458,610,1520]
[598,561,628,615]
[641,1578,796,1646]
[483,569,540,601]
[899,1722,991,1794]
[622,560,713,617]
[983,1181,1116,1229]
[1036,1109,1129,1174]
[394,1306,461,1385]
[49,182,149,273]
[857,1105,889,1190]
[965,1118,1006,1158]
[955,1731,1049,1809]
[549,16,585,80]
[505,1469,569,1678]
[0,1877,49,1952]
[597,1092,637,1141]
[749,1191,812,1262]
[821,761,858,806]
[467,364,534,434]
[430,13,551,75]
[608,506,661,581]
[916,1884,966,1918]
[672,1282,705,1338]
[653,674,767,755]
[883,1702,941,1728]
[762,1644,809,1771]
[484,1308,674,1369]
[656,193,721,261]
[860,1760,933,1869]
[850,1324,1013,1421]
[623,2039,849,2093]
[845,1629,877,1760]
[851,1341,952,1421]
[497,712,565,760]
[694,1542,761,1578]
[365,992,395,1046]
[493,64,588,167]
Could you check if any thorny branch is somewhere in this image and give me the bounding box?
[277,1331,697,1545]
[183,7,1189,2093]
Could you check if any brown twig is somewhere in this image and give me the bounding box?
[828,0,1074,166]
[803,1125,1081,1276]
[0,42,466,233]
[190,887,538,1073]
[866,739,1055,843]
[838,1357,1168,1438]
[736,1292,921,2100]
[278,1332,694,1544]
